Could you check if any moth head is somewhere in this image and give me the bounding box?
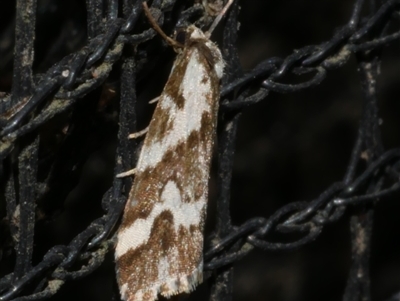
[171,25,207,53]
[175,25,207,43]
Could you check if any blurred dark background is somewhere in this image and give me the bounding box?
[0,0,400,301]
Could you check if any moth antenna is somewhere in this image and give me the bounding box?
[206,0,234,37]
[142,2,184,48]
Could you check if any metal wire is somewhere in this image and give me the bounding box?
[0,0,400,300]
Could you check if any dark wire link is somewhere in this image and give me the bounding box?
[87,192,126,249]
[221,88,269,111]
[302,0,363,65]
[273,45,316,77]
[0,225,109,300]
[204,217,266,260]
[9,99,74,140]
[0,54,73,136]
[63,48,91,89]
[207,216,322,270]
[53,241,111,281]
[120,29,157,45]
[220,57,282,97]
[86,19,124,67]
[262,66,326,93]
[333,181,400,206]
[350,0,400,42]
[247,222,322,251]
[314,203,346,225]
[342,149,400,195]
[205,243,254,270]
[56,43,123,99]
[121,0,144,33]
[283,182,346,225]
[6,42,121,139]
[0,246,69,301]
[0,76,63,137]
[302,27,354,66]
[349,29,400,51]
[253,202,309,238]
[59,224,103,269]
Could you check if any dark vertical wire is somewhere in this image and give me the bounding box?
[86,0,104,39]
[343,38,382,301]
[343,0,367,184]
[106,0,119,21]
[10,0,38,283]
[11,0,36,108]
[210,1,242,300]
[114,58,137,206]
[14,136,39,280]
[115,0,138,219]
[345,58,381,301]
[111,10,138,296]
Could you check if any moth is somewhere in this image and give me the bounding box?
[115,1,233,300]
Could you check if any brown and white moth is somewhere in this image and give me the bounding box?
[115,1,233,300]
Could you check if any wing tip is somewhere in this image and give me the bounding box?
[120,266,203,301]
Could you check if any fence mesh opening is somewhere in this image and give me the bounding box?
[1,0,400,300]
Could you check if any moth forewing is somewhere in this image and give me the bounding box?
[115,3,231,301]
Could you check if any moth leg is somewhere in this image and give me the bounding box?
[116,168,136,178]
[117,126,148,177]
[148,96,159,104]
[128,127,149,139]
[125,95,157,143]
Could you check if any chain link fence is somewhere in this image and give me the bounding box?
[1,0,400,300]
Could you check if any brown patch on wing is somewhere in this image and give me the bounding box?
[116,210,204,300]
[117,210,176,295]
[163,52,192,109]
[119,167,160,229]
[147,106,175,144]
[199,112,213,142]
